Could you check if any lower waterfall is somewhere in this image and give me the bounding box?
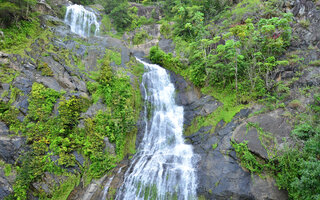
[115,58,198,200]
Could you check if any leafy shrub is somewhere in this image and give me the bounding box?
[133,29,151,45]
[149,46,182,74]
[232,140,264,173]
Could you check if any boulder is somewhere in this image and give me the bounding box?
[192,110,288,199]
[232,109,293,160]
[38,76,64,91]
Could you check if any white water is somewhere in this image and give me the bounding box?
[116,58,198,200]
[101,176,114,200]
[64,4,100,37]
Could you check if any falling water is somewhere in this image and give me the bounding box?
[116,58,198,200]
[64,4,100,37]
[101,176,114,200]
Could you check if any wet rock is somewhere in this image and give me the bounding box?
[0,122,9,136]
[0,51,9,65]
[130,3,161,19]
[38,76,63,91]
[298,67,320,87]
[291,0,320,48]
[15,96,29,115]
[58,71,76,90]
[158,36,175,54]
[72,76,87,92]
[0,136,24,164]
[195,118,288,199]
[32,172,68,195]
[73,151,85,166]
[81,99,105,118]
[0,167,15,200]
[12,76,33,94]
[232,109,293,160]
[104,137,115,155]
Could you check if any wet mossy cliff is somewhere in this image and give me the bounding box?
[0,1,145,199]
[1,0,320,200]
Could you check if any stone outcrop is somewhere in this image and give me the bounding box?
[232,109,293,160]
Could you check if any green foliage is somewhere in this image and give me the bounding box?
[4,164,12,176]
[0,65,20,84]
[100,15,112,33]
[160,21,172,39]
[37,62,53,76]
[110,3,132,31]
[105,49,122,66]
[0,18,40,54]
[133,29,151,45]
[28,83,61,121]
[0,0,37,26]
[172,4,206,40]
[211,143,218,150]
[309,59,320,66]
[232,140,265,173]
[149,46,183,74]
[0,101,22,133]
[51,174,81,200]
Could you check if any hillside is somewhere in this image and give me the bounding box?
[0,0,319,199]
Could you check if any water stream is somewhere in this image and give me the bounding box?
[64,4,100,37]
[115,58,198,200]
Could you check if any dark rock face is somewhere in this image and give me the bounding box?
[232,109,293,160]
[169,71,221,127]
[291,0,320,48]
[170,71,287,199]
[0,136,25,164]
[0,165,15,200]
[186,111,288,200]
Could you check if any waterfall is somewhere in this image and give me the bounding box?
[64,4,100,37]
[115,58,198,200]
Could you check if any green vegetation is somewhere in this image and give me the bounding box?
[133,29,151,45]
[309,59,320,66]
[232,93,320,200]
[211,143,218,150]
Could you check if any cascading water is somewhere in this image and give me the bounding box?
[115,58,198,200]
[64,4,100,37]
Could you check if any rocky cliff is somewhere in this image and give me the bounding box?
[0,0,320,199]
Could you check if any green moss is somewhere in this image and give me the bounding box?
[184,86,246,136]
[101,15,112,33]
[0,65,20,84]
[0,101,22,133]
[198,195,206,200]
[133,29,152,45]
[37,62,54,76]
[4,164,12,176]
[0,18,41,54]
[212,143,218,150]
[51,174,80,200]
[309,60,320,66]
[105,49,122,66]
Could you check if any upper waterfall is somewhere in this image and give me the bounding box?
[64,4,100,37]
[114,58,198,200]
